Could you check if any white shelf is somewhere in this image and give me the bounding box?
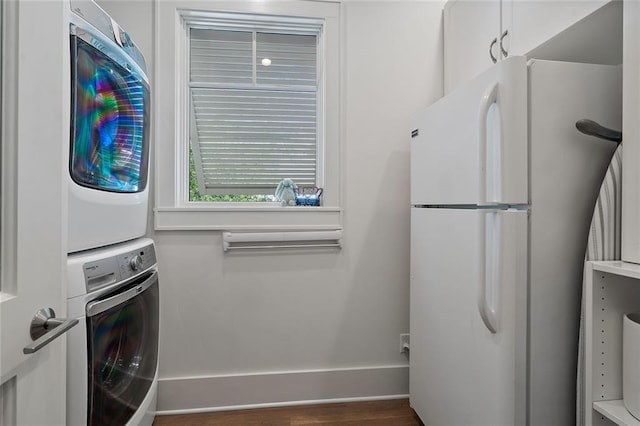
[584,262,640,426]
[594,401,640,426]
[592,261,640,280]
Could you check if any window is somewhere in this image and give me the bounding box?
[188,21,321,201]
[155,1,341,230]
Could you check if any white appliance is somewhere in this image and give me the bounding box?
[68,0,150,253]
[409,57,621,425]
[67,238,159,426]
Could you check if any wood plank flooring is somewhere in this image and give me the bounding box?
[153,399,423,426]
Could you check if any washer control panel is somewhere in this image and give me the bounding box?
[116,246,156,280]
[83,243,156,292]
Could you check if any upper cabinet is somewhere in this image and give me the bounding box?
[443,0,501,94]
[444,0,614,94]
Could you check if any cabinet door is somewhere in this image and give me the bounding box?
[443,0,500,93]
[502,0,610,59]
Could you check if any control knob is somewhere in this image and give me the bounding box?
[129,255,143,271]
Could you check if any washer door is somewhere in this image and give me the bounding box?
[86,271,159,426]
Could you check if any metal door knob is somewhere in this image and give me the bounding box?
[23,308,78,354]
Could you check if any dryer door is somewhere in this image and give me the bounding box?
[86,271,159,426]
[70,34,150,193]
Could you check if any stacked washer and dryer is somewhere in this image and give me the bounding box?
[66,1,158,425]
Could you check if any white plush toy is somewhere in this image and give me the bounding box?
[275,178,296,206]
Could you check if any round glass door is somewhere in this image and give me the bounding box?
[70,35,150,193]
[87,274,159,426]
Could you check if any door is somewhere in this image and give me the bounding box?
[409,207,527,425]
[86,272,159,426]
[0,1,71,424]
[410,56,527,207]
[443,0,501,93]
[69,27,150,194]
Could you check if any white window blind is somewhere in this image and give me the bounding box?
[189,26,319,196]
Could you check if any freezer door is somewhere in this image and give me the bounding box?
[410,56,527,206]
[409,207,527,425]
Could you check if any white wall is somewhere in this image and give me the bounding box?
[98,0,444,412]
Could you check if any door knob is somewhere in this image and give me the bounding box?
[23,308,78,354]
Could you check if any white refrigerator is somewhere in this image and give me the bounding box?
[409,56,621,425]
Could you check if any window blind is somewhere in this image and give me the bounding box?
[189,27,319,196]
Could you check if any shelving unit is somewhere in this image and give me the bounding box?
[594,400,640,426]
[584,261,640,426]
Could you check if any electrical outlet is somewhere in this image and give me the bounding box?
[400,333,410,353]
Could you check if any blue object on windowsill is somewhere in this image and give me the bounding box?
[295,187,323,206]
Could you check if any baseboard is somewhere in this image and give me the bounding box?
[156,365,409,414]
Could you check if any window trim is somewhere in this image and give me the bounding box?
[154,0,342,231]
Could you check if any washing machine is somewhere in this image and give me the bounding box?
[67,238,159,426]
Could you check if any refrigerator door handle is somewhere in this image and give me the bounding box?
[478,83,499,205]
[478,210,500,334]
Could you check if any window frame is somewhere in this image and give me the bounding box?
[154,1,342,231]
[187,18,323,199]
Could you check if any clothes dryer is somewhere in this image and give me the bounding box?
[68,0,151,253]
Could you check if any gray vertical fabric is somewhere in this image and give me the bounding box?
[577,145,622,425]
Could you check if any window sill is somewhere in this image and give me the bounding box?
[154,206,342,231]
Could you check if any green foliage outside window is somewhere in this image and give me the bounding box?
[188,144,272,202]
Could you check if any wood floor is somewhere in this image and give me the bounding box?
[152,399,423,426]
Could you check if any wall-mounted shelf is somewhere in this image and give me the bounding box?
[584,261,640,426]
